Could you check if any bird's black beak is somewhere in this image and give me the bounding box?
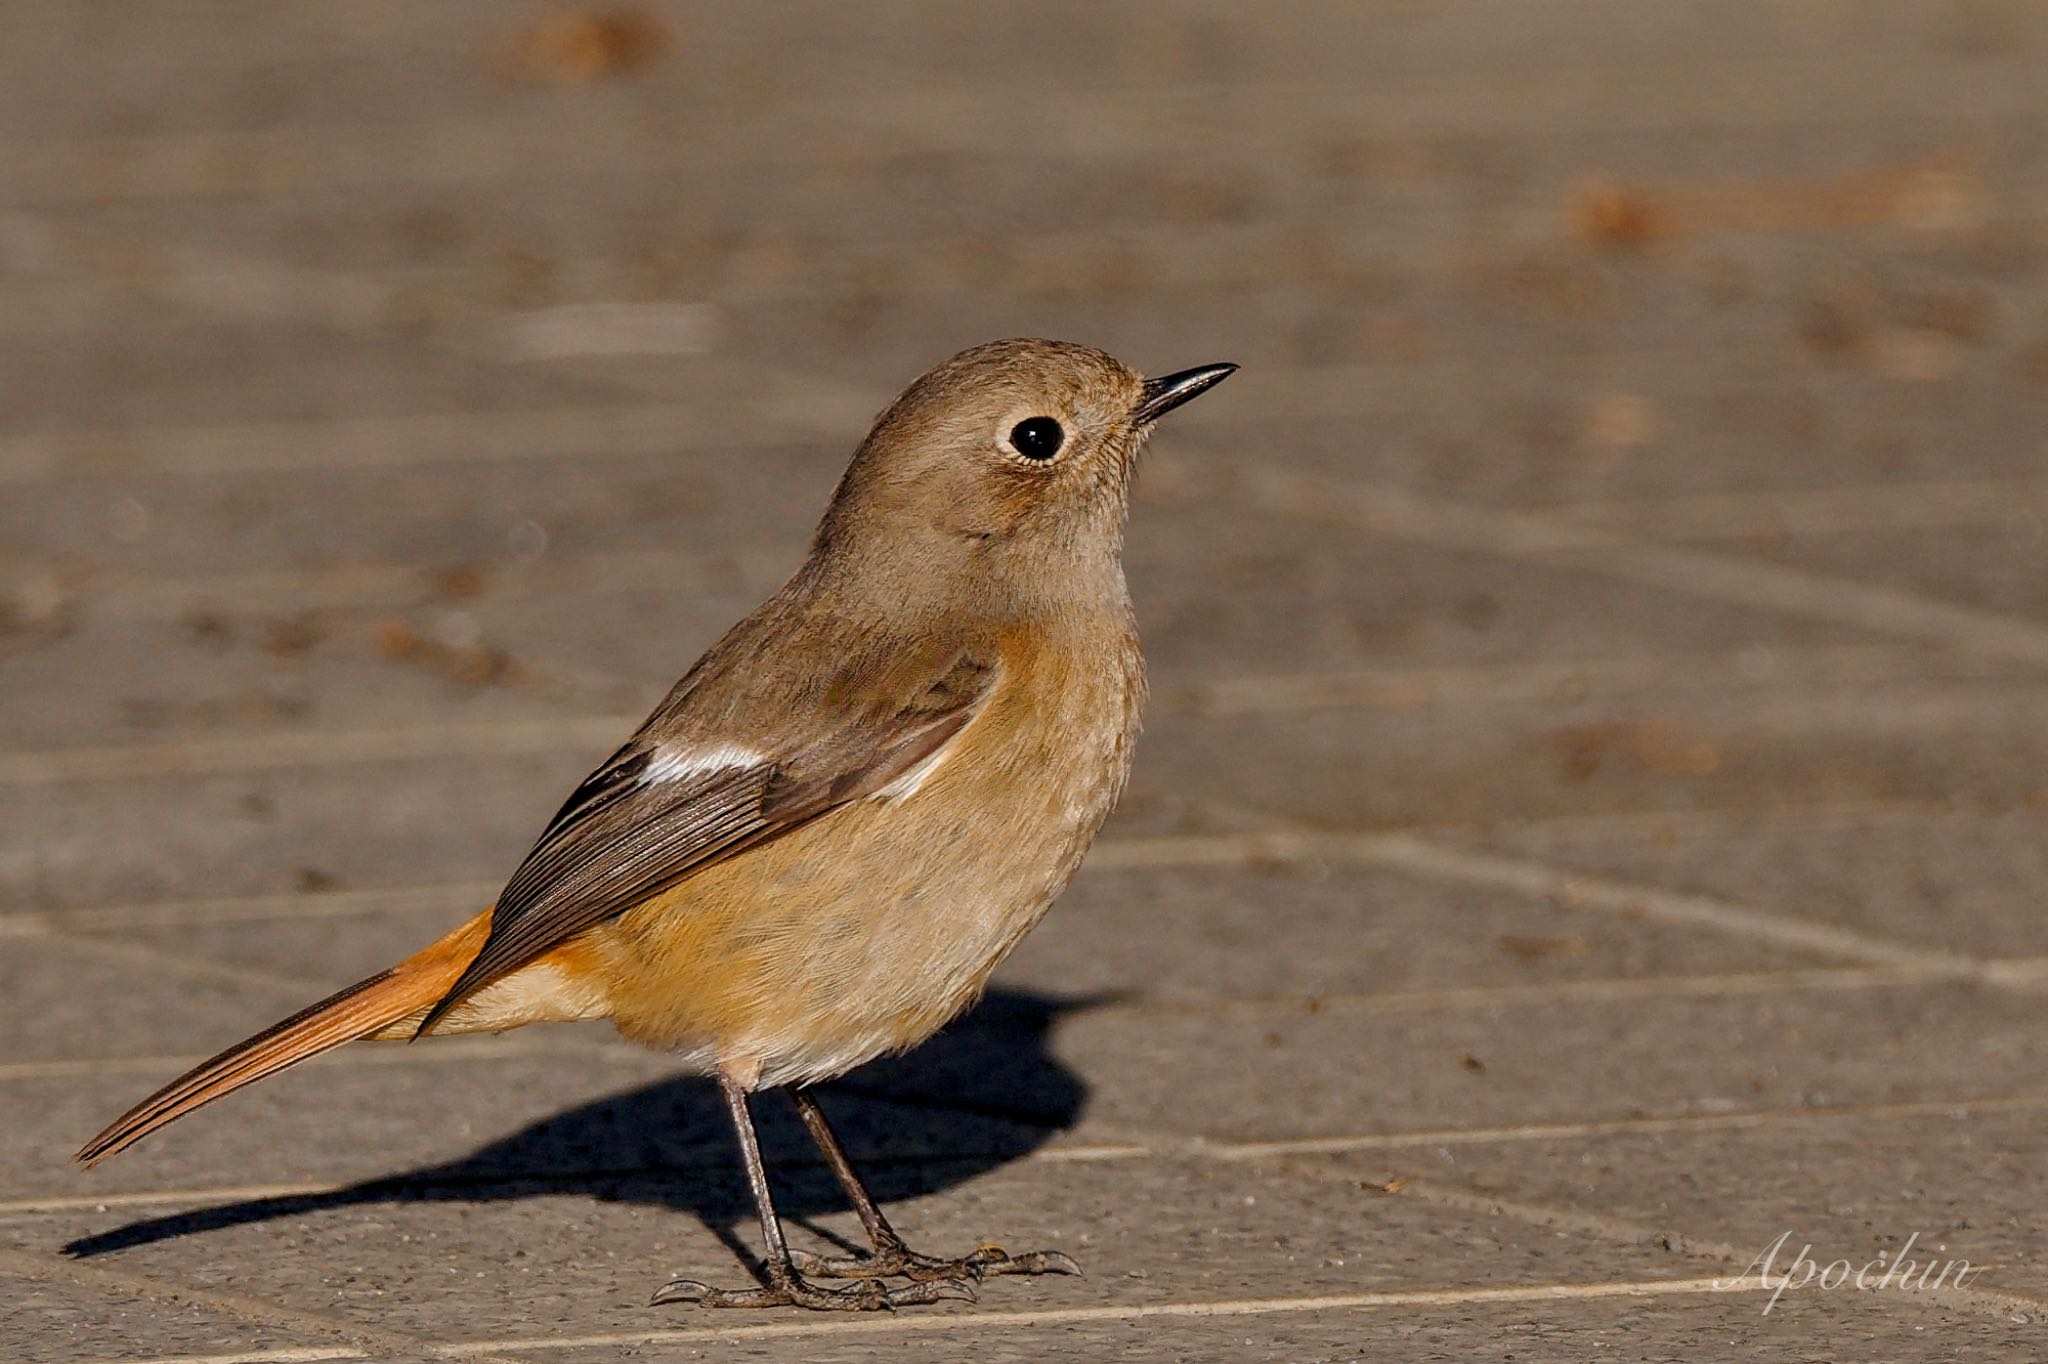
[1133,363,1238,425]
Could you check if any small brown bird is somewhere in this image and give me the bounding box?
[77,338,1234,1311]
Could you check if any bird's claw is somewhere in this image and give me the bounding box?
[651,1271,975,1311]
[984,1246,1084,1277]
[789,1241,1082,1283]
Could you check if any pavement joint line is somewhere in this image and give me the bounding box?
[68,544,805,620]
[1,882,503,935]
[1547,475,2048,540]
[31,926,332,996]
[13,1092,2046,1222]
[1344,831,1992,977]
[1405,675,2048,740]
[115,1352,364,1364]
[0,714,634,786]
[1202,1090,2048,1160]
[0,402,752,484]
[1448,793,1967,842]
[1160,642,1991,717]
[48,1277,1779,1364]
[1586,538,2048,671]
[0,1243,506,1364]
[1430,793,2048,851]
[1179,461,2048,671]
[422,1277,1783,1356]
[1116,965,1968,1017]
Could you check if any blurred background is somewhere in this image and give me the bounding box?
[6,4,2048,1360]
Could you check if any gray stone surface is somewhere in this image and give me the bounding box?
[5,2,2047,1360]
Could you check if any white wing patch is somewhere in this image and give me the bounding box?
[642,742,765,785]
[870,737,956,803]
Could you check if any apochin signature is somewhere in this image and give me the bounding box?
[1716,1231,1982,1314]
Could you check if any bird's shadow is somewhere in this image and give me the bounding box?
[65,989,1099,1265]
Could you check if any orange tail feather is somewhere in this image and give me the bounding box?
[75,913,491,1167]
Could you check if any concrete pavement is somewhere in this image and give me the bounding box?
[4,3,2048,1359]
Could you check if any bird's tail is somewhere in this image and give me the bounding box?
[75,912,494,1167]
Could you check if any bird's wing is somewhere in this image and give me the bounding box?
[414,645,1000,1035]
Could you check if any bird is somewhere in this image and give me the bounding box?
[76,337,1236,1311]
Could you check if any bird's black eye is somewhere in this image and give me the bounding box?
[1008,417,1064,461]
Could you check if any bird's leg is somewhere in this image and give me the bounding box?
[652,1072,974,1310]
[784,1087,1082,1284]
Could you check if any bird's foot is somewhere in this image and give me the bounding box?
[791,1240,1082,1284]
[651,1268,975,1311]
